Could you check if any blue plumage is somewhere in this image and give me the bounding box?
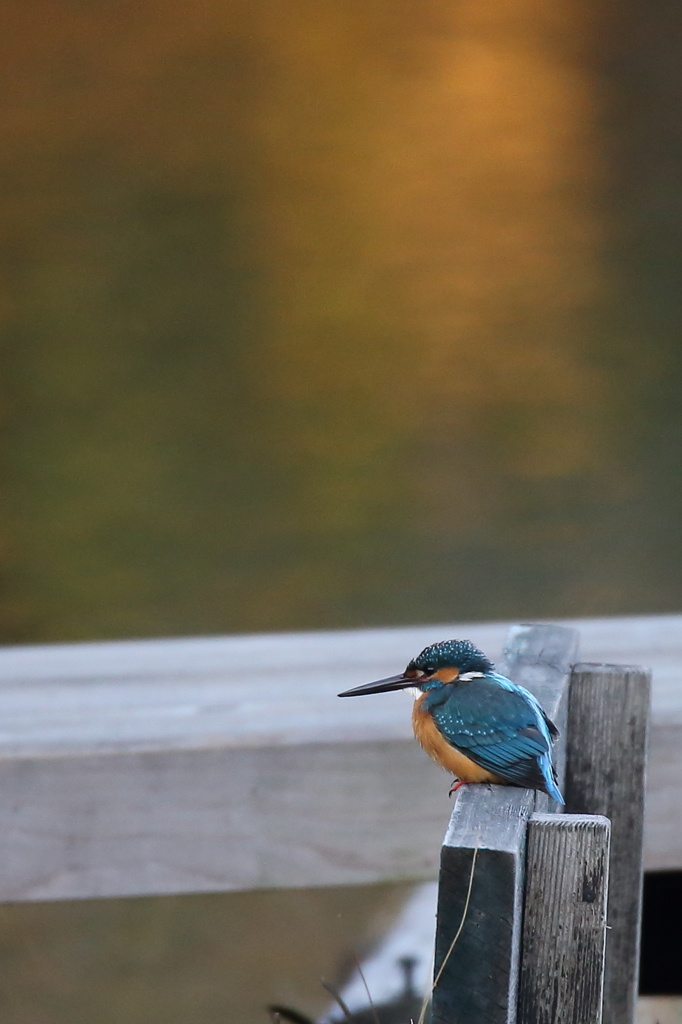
[338,637,564,802]
[422,671,564,802]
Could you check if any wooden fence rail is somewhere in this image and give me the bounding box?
[0,614,672,901]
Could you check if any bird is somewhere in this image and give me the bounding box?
[338,638,563,803]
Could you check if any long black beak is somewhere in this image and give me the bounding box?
[338,674,416,697]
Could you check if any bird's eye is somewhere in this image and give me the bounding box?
[422,665,436,676]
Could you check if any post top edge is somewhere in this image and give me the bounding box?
[530,812,611,828]
[572,662,652,676]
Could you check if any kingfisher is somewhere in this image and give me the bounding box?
[338,638,563,802]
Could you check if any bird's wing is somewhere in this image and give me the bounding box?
[541,707,560,740]
[427,676,554,790]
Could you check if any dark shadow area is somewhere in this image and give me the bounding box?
[640,871,682,995]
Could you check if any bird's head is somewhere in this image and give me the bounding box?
[338,639,494,697]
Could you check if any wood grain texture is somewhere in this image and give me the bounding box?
[565,664,651,1024]
[0,740,449,901]
[0,617,674,900]
[0,614,673,760]
[432,624,579,1024]
[518,813,610,1024]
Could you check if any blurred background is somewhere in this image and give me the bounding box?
[1,0,682,1020]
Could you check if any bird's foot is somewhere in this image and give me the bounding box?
[449,779,467,798]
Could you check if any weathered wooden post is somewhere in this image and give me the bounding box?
[565,664,651,1024]
[433,633,650,1024]
[432,623,578,1024]
[518,812,611,1024]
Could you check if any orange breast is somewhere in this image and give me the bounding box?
[411,695,505,784]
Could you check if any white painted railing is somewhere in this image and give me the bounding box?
[0,615,677,901]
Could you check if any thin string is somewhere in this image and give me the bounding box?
[320,979,352,1020]
[417,840,480,1024]
[353,954,381,1024]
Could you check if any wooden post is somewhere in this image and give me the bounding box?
[565,664,651,1024]
[518,813,611,1024]
[432,623,579,1024]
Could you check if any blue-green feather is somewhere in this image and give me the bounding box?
[424,672,563,802]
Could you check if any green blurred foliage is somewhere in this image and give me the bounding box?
[0,0,681,644]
